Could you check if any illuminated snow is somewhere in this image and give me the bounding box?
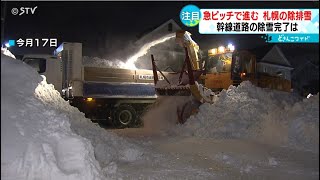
[124,33,175,69]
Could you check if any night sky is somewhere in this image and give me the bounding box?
[2,1,319,57]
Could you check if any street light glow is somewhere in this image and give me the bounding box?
[209,48,217,55]
[218,46,225,53]
[228,44,235,51]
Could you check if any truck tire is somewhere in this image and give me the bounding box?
[112,104,137,128]
[177,100,201,124]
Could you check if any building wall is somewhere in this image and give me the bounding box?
[257,63,292,80]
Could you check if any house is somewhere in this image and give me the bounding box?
[256,45,294,80]
[252,44,319,94]
[135,19,182,46]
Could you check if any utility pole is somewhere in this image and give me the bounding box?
[1,1,7,45]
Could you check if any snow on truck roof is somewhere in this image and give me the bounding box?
[54,42,82,55]
[22,54,57,59]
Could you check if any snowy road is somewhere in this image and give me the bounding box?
[111,128,319,180]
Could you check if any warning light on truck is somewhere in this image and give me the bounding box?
[85,97,94,102]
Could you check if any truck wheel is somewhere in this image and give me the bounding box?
[177,100,201,124]
[112,105,137,128]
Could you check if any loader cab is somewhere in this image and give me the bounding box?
[21,54,63,94]
[203,50,256,90]
[205,52,233,74]
[205,45,235,74]
[231,50,256,81]
[203,51,234,90]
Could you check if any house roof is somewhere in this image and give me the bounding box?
[249,44,319,69]
[260,45,292,67]
[258,62,294,70]
[292,60,319,77]
[248,44,274,60]
[136,23,164,40]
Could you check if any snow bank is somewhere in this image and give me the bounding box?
[1,54,103,179]
[286,93,319,152]
[35,75,144,167]
[1,54,144,179]
[1,47,16,59]
[83,56,127,69]
[174,81,319,152]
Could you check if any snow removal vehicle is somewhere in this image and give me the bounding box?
[20,43,168,128]
[151,30,292,124]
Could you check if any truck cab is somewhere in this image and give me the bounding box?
[21,54,63,93]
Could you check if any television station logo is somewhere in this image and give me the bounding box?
[11,6,38,16]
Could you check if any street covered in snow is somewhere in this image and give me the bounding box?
[1,54,319,179]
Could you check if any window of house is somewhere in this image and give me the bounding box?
[168,23,173,32]
[23,58,47,73]
[263,67,267,72]
[276,71,283,76]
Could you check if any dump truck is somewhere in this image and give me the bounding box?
[21,42,166,128]
[151,30,292,123]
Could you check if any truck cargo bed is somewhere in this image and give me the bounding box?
[83,82,156,98]
[84,66,161,84]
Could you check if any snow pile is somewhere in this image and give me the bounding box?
[175,81,319,152]
[286,93,319,152]
[33,65,145,178]
[1,55,144,179]
[196,81,216,102]
[178,81,298,139]
[1,55,103,180]
[1,47,16,59]
[83,56,127,69]
[35,75,144,164]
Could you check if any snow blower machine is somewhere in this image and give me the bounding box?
[151,30,291,124]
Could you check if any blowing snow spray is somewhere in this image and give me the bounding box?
[124,33,175,69]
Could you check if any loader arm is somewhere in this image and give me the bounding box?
[176,30,201,71]
[150,30,206,102]
[176,30,204,102]
[150,30,208,124]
